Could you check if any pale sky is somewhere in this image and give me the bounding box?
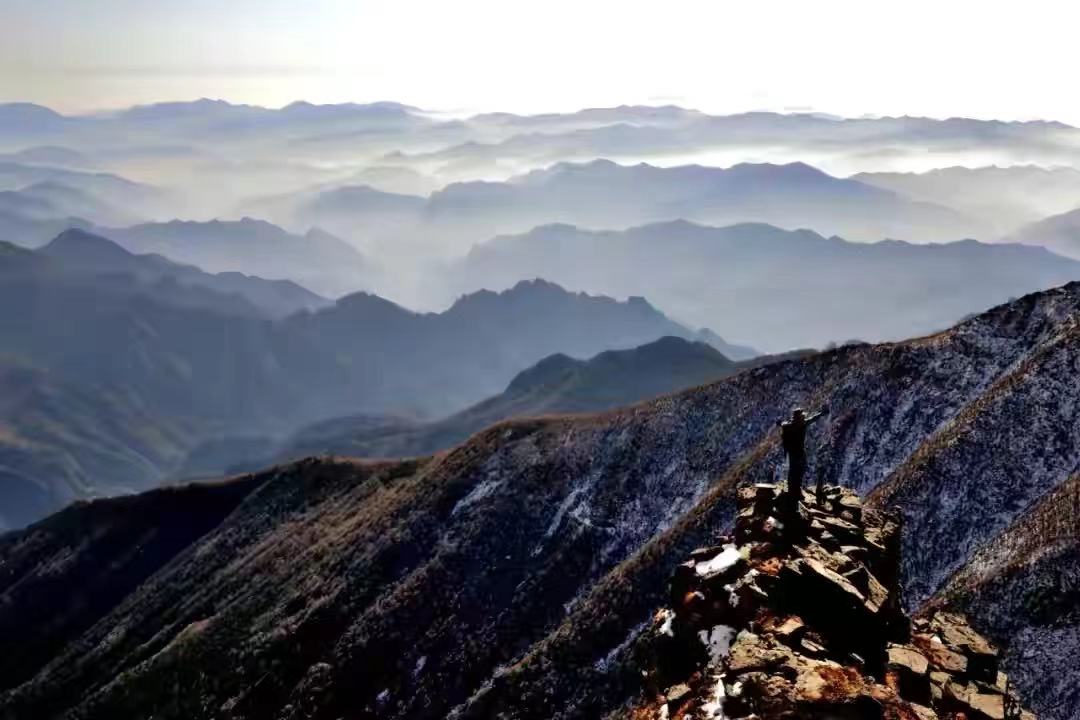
[1,0,1077,122]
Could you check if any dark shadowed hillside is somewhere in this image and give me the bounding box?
[272,279,744,418]
[0,474,270,695]
[256,337,805,469]
[0,362,196,530]
[2,283,1076,720]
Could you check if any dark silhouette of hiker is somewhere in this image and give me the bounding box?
[776,407,826,505]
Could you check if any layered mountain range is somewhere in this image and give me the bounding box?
[452,221,1080,351]
[2,99,1079,720]
[258,160,985,259]
[0,232,734,528]
[6,101,1080,257]
[1007,208,1080,261]
[101,219,372,298]
[217,336,794,477]
[2,283,1076,719]
[855,166,1080,236]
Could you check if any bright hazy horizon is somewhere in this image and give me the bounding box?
[3,0,1079,123]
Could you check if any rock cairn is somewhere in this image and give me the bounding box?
[635,484,1033,720]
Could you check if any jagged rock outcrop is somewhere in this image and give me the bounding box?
[635,484,1034,720]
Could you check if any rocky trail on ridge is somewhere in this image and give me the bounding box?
[632,483,1034,720]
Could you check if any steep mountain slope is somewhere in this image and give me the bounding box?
[1006,207,1080,260]
[0,361,196,530]
[39,228,330,318]
[2,283,1076,720]
[932,474,1080,719]
[0,474,272,695]
[454,220,1080,351]
[106,218,372,297]
[259,337,798,470]
[868,302,1080,604]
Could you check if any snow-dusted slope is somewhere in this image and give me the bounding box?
[1,283,1078,720]
[932,474,1080,720]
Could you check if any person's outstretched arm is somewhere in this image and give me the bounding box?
[807,410,825,424]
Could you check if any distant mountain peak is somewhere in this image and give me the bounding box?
[41,228,133,261]
[332,290,415,317]
[0,102,65,120]
[503,352,582,393]
[282,100,420,115]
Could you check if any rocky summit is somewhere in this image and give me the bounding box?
[634,484,1034,720]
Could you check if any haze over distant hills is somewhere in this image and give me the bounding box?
[1005,207,1080,260]
[39,228,330,318]
[4,101,1080,321]
[0,160,166,220]
[103,219,372,297]
[387,110,1080,183]
[4,100,1080,230]
[257,160,984,261]
[451,221,1080,351]
[855,165,1080,234]
[216,336,803,476]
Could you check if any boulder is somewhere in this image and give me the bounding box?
[886,643,931,705]
[665,682,692,707]
[912,633,968,675]
[930,613,998,682]
[727,633,791,674]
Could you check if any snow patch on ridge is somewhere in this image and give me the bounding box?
[452,477,502,516]
[695,545,742,576]
[698,624,737,665]
[594,618,649,672]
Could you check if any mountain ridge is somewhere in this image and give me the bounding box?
[0,252,718,528]
[39,228,331,318]
[454,220,1080,351]
[1,282,1076,719]
[226,336,789,474]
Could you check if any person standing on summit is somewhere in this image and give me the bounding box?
[777,407,827,504]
